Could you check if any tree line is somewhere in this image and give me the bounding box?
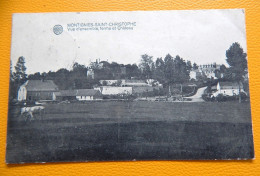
[9,42,248,101]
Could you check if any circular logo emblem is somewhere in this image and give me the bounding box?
[53,25,63,35]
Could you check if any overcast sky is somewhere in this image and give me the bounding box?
[11,9,247,74]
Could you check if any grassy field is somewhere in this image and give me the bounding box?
[6,101,254,163]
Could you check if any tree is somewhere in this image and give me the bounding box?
[10,61,14,82]
[173,55,190,83]
[214,69,222,79]
[172,55,190,98]
[151,62,156,79]
[193,63,199,70]
[54,68,70,90]
[226,42,248,102]
[139,54,154,79]
[197,71,207,83]
[72,62,87,73]
[213,64,227,80]
[11,56,27,99]
[186,61,192,72]
[154,57,165,83]
[102,80,108,86]
[104,61,120,79]
[164,54,174,84]
[220,64,227,73]
[13,56,27,84]
[28,72,42,80]
[125,64,141,79]
[9,61,16,100]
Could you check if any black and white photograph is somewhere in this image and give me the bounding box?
[6,9,254,163]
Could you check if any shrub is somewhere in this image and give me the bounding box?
[216,93,226,102]
[202,93,212,102]
[240,92,247,101]
[213,92,248,102]
[226,95,236,101]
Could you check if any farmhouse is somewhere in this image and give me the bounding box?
[53,89,102,101]
[212,82,244,97]
[17,80,59,101]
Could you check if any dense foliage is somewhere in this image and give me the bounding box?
[9,42,249,101]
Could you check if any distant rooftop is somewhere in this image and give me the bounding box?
[24,80,59,91]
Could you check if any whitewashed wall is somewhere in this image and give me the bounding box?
[96,86,132,95]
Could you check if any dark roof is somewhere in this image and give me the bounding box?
[219,82,243,89]
[58,90,76,96]
[55,89,101,97]
[77,89,100,96]
[25,80,59,91]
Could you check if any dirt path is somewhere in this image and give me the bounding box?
[186,86,207,102]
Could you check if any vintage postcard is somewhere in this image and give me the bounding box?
[6,9,254,163]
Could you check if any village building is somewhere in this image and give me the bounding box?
[99,80,119,86]
[121,79,151,87]
[146,79,163,87]
[199,64,220,78]
[89,59,104,69]
[190,63,223,80]
[53,89,102,101]
[212,82,245,97]
[99,79,162,87]
[17,80,59,101]
[94,86,132,95]
[87,68,95,79]
[97,79,162,95]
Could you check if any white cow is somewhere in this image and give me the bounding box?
[20,106,45,121]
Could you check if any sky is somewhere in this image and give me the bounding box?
[11,9,247,74]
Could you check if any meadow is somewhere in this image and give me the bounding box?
[6,101,254,163]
